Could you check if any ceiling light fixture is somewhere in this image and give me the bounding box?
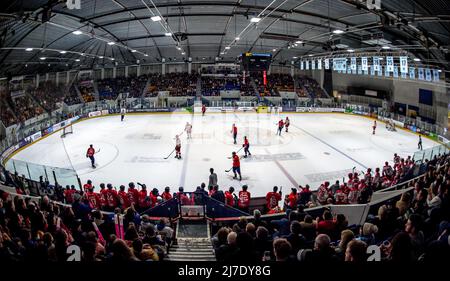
[72,30,83,35]
[25,48,33,51]
[333,29,344,34]
[59,51,67,54]
[151,16,161,22]
[250,17,261,23]
[107,42,115,45]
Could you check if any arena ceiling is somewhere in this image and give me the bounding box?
[0,0,449,76]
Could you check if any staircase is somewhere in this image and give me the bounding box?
[166,219,216,261]
[196,76,202,98]
[250,78,262,102]
[92,81,100,101]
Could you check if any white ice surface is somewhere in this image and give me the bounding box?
[8,113,437,197]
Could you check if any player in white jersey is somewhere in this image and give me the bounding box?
[175,135,182,159]
[120,108,126,121]
[184,122,193,139]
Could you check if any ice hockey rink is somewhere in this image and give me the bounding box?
[7,112,438,197]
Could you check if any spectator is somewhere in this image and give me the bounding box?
[273,238,293,261]
[345,240,368,262]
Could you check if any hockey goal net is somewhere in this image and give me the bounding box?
[61,124,73,138]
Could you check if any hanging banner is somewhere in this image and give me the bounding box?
[433,69,440,82]
[425,68,432,81]
[357,65,362,75]
[418,68,424,80]
[393,66,399,78]
[300,61,304,70]
[399,56,408,73]
[409,67,415,80]
[347,67,352,74]
[361,57,368,71]
[370,66,375,76]
[317,59,322,70]
[377,66,383,77]
[351,57,357,71]
[333,58,347,71]
[401,71,407,79]
[311,60,315,70]
[305,60,309,70]
[324,59,329,70]
[384,67,390,77]
[386,56,394,72]
[373,57,380,71]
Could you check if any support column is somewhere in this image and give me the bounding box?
[36,74,40,87]
[162,59,166,75]
[125,66,129,77]
[113,67,117,79]
[101,68,105,80]
[137,65,141,76]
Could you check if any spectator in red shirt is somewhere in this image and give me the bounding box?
[238,185,251,213]
[266,186,282,212]
[224,187,236,207]
[316,210,336,236]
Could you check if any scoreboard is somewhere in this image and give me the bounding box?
[240,53,272,72]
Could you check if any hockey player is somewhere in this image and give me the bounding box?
[86,144,96,168]
[238,185,251,213]
[231,123,238,144]
[372,120,377,135]
[106,184,118,211]
[265,186,282,211]
[277,119,284,136]
[287,188,298,210]
[83,179,93,192]
[243,136,251,157]
[99,183,108,209]
[118,185,130,209]
[231,151,242,180]
[138,184,149,210]
[382,162,394,179]
[161,187,172,201]
[120,107,126,121]
[127,182,140,207]
[202,104,206,116]
[418,135,423,150]
[175,135,182,159]
[184,122,193,139]
[86,187,101,209]
[285,117,290,132]
[224,187,236,207]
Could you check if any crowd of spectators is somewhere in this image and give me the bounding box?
[0,89,17,127]
[210,152,449,262]
[29,81,65,111]
[0,146,448,261]
[97,75,148,100]
[78,82,96,103]
[145,72,198,97]
[201,78,240,96]
[64,85,82,105]
[297,76,328,98]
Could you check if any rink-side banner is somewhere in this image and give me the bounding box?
[1,116,80,163]
[296,107,345,113]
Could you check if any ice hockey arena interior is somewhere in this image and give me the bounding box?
[0,0,450,266]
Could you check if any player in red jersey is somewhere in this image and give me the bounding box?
[265,186,282,211]
[83,180,93,192]
[85,187,101,209]
[64,185,75,204]
[287,188,298,209]
[202,104,206,116]
[242,136,251,157]
[285,117,290,132]
[372,120,377,135]
[86,144,96,168]
[161,186,172,201]
[127,182,140,207]
[231,124,238,144]
[149,188,159,208]
[231,151,242,180]
[99,183,108,209]
[238,185,251,213]
[138,184,149,210]
[105,184,118,211]
[277,119,284,136]
[117,185,130,209]
[224,187,235,207]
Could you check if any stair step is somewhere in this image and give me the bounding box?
[167,254,215,260]
[166,257,217,261]
[171,246,213,251]
[169,251,214,256]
